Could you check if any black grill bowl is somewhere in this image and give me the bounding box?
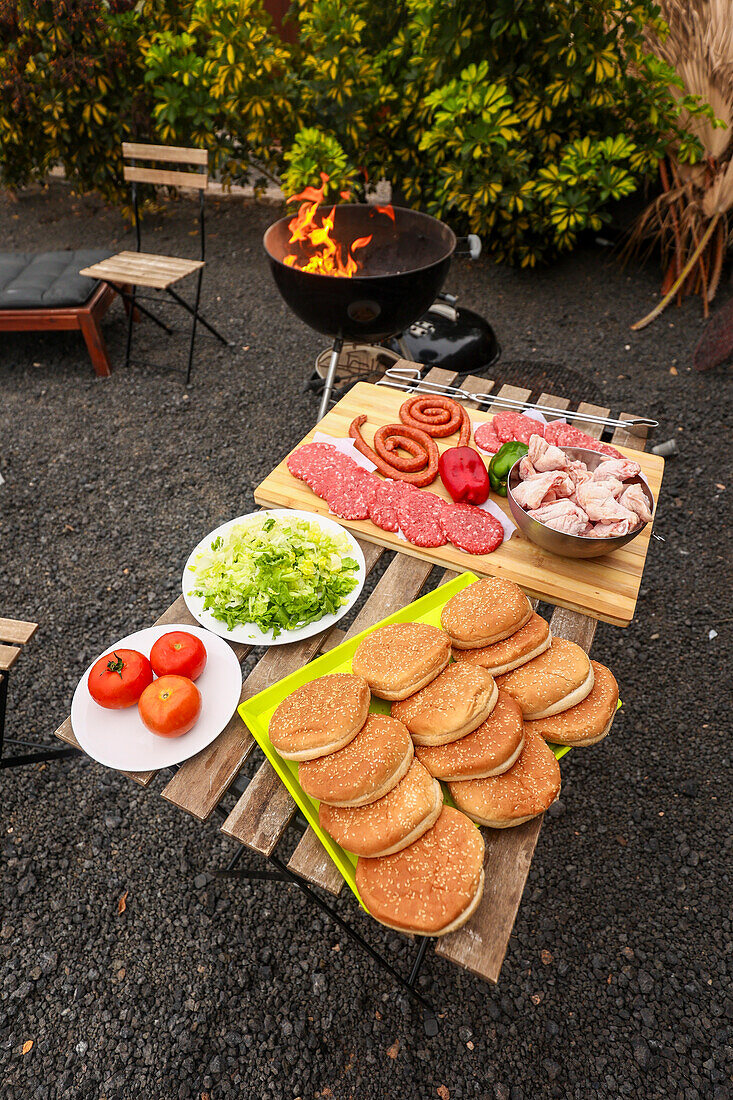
[263,204,456,342]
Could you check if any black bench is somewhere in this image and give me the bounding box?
[0,250,122,376]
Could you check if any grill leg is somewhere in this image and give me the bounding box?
[317,337,343,421]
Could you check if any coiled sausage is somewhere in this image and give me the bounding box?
[399,395,471,446]
[349,416,439,487]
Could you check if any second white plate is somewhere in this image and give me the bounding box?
[71,624,242,772]
[181,509,366,646]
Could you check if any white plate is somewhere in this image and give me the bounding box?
[181,509,366,646]
[71,624,242,772]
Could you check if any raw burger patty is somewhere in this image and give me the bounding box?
[544,422,623,459]
[474,421,502,453]
[441,503,504,554]
[397,489,447,548]
[368,479,412,532]
[287,443,355,496]
[325,468,378,520]
[492,410,545,445]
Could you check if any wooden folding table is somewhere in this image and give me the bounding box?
[54,365,652,1028]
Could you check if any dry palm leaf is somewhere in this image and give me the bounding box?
[628,0,733,328]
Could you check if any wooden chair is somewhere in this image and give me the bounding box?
[0,617,77,768]
[79,143,228,384]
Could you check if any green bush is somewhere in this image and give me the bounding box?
[0,0,149,204]
[284,0,712,264]
[142,0,298,188]
[0,0,714,262]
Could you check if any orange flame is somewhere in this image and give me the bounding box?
[283,174,395,278]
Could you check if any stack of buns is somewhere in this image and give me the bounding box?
[267,577,619,937]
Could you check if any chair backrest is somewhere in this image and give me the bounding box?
[121,143,209,258]
[121,143,208,191]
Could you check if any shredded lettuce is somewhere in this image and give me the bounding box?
[188,515,360,637]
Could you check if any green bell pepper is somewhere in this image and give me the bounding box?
[488,441,529,496]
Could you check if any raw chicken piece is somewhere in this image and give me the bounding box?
[528,434,569,473]
[619,483,654,524]
[552,471,575,499]
[602,477,626,500]
[586,519,635,538]
[540,490,558,505]
[592,458,641,482]
[575,481,638,524]
[527,500,590,536]
[512,471,566,510]
[518,455,536,480]
[566,460,593,489]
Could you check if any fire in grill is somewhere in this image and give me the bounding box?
[263,176,458,417]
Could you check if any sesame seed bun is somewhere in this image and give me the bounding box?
[525,660,618,746]
[355,806,485,936]
[414,690,526,781]
[452,613,551,676]
[391,663,498,746]
[319,759,442,858]
[449,729,561,828]
[351,622,451,700]
[268,674,370,761]
[440,578,532,649]
[298,714,414,807]
[495,637,594,719]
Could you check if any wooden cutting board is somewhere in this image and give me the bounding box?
[254,381,664,627]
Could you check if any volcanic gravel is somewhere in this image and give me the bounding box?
[1,183,731,1100]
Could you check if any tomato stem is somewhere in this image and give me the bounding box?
[105,652,126,678]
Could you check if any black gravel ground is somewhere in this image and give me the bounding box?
[1,183,731,1100]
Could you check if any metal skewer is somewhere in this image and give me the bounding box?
[377,367,659,433]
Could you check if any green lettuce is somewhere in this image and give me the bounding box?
[188,515,360,638]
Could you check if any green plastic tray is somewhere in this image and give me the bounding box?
[238,571,575,907]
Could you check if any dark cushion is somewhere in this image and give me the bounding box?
[0,249,114,309]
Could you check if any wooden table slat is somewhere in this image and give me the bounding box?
[0,645,22,671]
[162,540,384,820]
[436,393,618,982]
[221,760,296,856]
[0,618,38,645]
[611,414,650,451]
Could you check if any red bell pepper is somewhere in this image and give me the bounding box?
[438,446,490,505]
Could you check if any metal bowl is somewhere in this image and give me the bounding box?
[507,446,654,559]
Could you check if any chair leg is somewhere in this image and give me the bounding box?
[78,310,112,378]
[185,268,203,386]
[125,285,136,369]
[119,284,141,322]
[167,286,229,345]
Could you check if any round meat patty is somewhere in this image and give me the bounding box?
[368,478,413,532]
[492,410,544,445]
[325,467,379,520]
[544,421,623,460]
[474,421,501,454]
[287,443,356,498]
[441,502,504,554]
[397,489,448,547]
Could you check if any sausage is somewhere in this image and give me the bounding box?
[399,395,471,446]
[349,416,439,487]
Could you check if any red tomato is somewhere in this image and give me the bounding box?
[138,675,201,738]
[149,631,207,681]
[88,649,153,709]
